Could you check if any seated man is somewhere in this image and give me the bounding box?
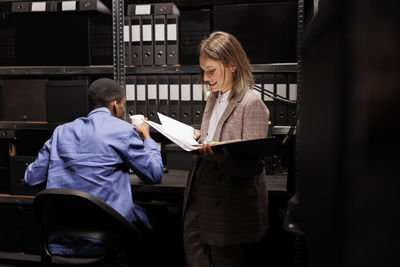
[25,78,163,256]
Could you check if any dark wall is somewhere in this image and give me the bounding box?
[298,0,400,266]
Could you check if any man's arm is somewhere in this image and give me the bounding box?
[124,122,163,184]
[24,137,52,186]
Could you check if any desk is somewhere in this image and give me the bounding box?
[130,169,188,195]
[130,169,287,195]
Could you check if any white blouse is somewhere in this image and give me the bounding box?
[204,89,232,143]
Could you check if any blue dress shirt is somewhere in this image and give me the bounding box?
[25,107,163,255]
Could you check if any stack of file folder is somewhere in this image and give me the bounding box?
[124,72,297,127]
[125,74,206,125]
[11,0,110,13]
[124,3,180,66]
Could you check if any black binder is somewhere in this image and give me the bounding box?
[154,15,167,66]
[263,73,275,125]
[288,73,297,126]
[157,75,169,118]
[125,76,136,121]
[275,74,289,126]
[131,15,143,66]
[142,15,154,66]
[180,75,192,125]
[191,74,204,125]
[124,16,131,66]
[46,80,88,123]
[135,76,147,116]
[1,79,47,121]
[169,75,180,120]
[79,0,111,13]
[11,2,32,12]
[166,14,179,65]
[253,74,263,100]
[154,3,180,15]
[146,75,159,123]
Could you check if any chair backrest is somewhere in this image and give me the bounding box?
[33,188,142,261]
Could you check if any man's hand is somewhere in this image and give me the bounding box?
[134,117,151,139]
[198,143,229,163]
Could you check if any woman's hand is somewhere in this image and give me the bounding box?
[198,143,229,163]
[193,129,201,140]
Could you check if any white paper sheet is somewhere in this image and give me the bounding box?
[157,113,199,146]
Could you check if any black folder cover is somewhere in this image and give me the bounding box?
[211,137,283,157]
[275,74,288,126]
[180,75,192,125]
[135,76,147,116]
[263,73,275,125]
[147,75,159,123]
[46,80,88,123]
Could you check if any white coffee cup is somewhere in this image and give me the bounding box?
[130,114,144,126]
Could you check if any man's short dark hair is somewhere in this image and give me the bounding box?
[88,78,124,110]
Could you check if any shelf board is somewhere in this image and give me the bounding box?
[0,63,297,75]
[0,66,114,76]
[0,251,40,262]
[251,63,297,73]
[0,121,60,130]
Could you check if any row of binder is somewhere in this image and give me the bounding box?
[253,73,297,126]
[124,3,180,66]
[10,0,110,13]
[124,73,297,126]
[125,75,203,125]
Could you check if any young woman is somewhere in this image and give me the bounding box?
[183,31,270,267]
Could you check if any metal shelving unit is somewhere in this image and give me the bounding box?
[0,63,297,76]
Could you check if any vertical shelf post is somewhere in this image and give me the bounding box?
[112,0,125,87]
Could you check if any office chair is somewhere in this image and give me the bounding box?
[33,188,143,266]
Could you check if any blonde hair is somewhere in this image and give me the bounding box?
[198,31,254,100]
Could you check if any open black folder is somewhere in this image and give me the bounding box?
[210,137,283,157]
[143,113,283,156]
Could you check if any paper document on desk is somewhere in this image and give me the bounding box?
[144,113,200,151]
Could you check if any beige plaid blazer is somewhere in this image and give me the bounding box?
[183,87,270,246]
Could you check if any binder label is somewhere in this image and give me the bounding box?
[148,84,157,100]
[170,84,179,101]
[124,26,130,42]
[62,1,76,11]
[277,84,287,98]
[155,24,165,41]
[143,25,152,41]
[159,84,168,100]
[126,84,135,101]
[193,84,203,101]
[181,84,191,101]
[135,5,151,15]
[137,85,146,101]
[32,2,46,12]
[131,25,141,42]
[289,84,297,101]
[264,84,274,101]
[167,24,177,41]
